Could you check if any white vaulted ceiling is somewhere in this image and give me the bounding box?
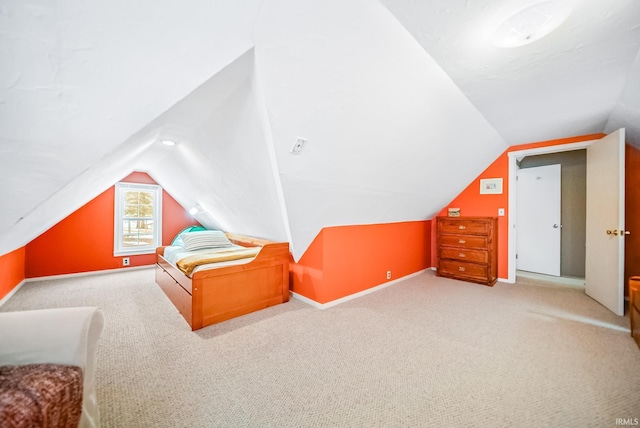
[1,0,639,259]
[382,0,640,145]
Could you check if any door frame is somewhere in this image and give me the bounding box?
[507,139,597,283]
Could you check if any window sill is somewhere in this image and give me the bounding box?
[114,248,156,257]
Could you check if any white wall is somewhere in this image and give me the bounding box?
[253,0,507,258]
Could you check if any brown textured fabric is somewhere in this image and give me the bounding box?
[0,364,83,428]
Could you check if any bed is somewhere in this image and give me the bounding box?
[155,230,290,331]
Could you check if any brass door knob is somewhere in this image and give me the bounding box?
[606,230,619,235]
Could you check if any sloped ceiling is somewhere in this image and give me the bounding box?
[1,0,639,260]
[382,0,640,145]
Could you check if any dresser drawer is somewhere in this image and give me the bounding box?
[630,277,640,349]
[632,303,640,349]
[439,259,489,282]
[439,234,488,249]
[631,277,640,312]
[440,248,488,264]
[438,219,490,235]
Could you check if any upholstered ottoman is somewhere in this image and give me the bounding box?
[0,307,104,427]
[0,363,83,428]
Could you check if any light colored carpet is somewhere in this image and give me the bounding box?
[2,269,639,427]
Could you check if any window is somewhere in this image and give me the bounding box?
[114,182,162,256]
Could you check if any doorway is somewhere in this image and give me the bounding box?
[508,131,626,316]
[516,151,587,282]
[507,140,595,283]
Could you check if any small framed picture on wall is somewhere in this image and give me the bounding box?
[480,178,503,195]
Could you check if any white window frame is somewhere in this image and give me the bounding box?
[114,182,162,256]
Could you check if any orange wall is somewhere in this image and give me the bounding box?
[432,133,606,278]
[625,144,640,295]
[291,220,431,304]
[0,247,26,301]
[25,172,199,278]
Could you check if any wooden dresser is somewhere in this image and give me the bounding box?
[630,276,640,349]
[436,216,498,286]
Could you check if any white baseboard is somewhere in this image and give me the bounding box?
[0,279,26,307]
[290,292,325,309]
[25,265,154,283]
[291,268,430,309]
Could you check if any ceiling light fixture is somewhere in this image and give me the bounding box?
[492,1,572,48]
[291,137,307,154]
[189,204,202,216]
[161,139,176,146]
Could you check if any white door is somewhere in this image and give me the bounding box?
[516,164,562,276]
[585,129,625,316]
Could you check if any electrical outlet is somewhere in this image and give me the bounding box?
[387,270,391,280]
[498,208,505,216]
[123,257,130,266]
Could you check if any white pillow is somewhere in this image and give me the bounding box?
[181,230,233,251]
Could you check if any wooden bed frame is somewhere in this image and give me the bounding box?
[155,233,290,331]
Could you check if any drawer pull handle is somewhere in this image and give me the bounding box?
[458,266,466,272]
[459,253,465,258]
[458,239,466,244]
[459,225,466,230]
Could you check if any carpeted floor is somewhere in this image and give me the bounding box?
[2,268,639,427]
